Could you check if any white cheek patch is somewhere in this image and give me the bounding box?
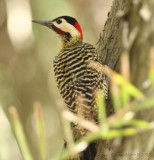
[52,19,80,38]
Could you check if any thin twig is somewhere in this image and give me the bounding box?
[62,110,99,133]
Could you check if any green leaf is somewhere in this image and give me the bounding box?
[9,106,33,160]
[129,119,150,129]
[122,128,137,136]
[100,129,122,139]
[96,90,106,122]
[34,102,47,160]
[120,84,130,107]
[114,73,143,99]
[111,78,122,111]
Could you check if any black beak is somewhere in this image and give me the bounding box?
[32,20,51,27]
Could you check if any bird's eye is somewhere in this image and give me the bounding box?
[56,19,62,24]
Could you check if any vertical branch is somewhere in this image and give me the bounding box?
[97,0,130,70]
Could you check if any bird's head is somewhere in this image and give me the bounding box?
[33,16,83,46]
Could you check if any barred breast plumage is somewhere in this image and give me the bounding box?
[53,42,108,122]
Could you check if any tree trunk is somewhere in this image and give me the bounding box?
[95,0,154,160]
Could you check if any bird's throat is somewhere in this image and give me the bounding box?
[61,35,82,49]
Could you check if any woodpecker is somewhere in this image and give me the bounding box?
[33,15,108,139]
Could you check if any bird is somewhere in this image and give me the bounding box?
[33,16,108,159]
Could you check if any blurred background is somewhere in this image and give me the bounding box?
[0,0,112,159]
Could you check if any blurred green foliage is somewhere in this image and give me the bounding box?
[0,66,153,160]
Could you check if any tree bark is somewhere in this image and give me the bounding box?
[95,0,154,160]
[97,0,129,70]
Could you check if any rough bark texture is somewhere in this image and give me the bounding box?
[95,0,154,160]
[97,0,129,70]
